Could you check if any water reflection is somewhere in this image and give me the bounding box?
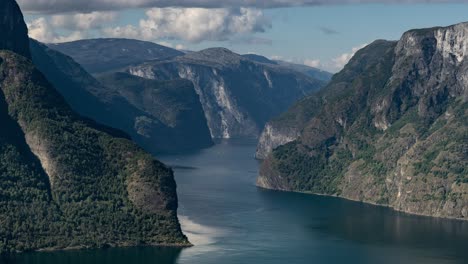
[2,247,182,264]
[257,188,468,260]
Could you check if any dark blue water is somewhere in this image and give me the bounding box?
[5,139,468,264]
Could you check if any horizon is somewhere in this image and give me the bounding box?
[19,1,468,72]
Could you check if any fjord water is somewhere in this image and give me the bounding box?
[5,139,468,264]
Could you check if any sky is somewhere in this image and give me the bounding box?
[18,0,468,72]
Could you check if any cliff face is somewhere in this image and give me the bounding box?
[258,23,468,220]
[256,123,300,159]
[30,40,212,154]
[128,48,326,139]
[0,0,30,58]
[0,0,188,254]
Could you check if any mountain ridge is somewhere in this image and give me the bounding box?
[257,22,468,220]
[49,38,184,73]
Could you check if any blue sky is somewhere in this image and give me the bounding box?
[21,2,468,72]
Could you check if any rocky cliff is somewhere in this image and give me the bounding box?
[256,123,300,159]
[0,0,188,254]
[258,23,468,220]
[127,48,327,139]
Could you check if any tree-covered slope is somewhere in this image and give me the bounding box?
[258,23,468,220]
[0,51,189,254]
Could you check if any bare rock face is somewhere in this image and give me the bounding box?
[128,48,326,139]
[258,22,468,221]
[256,123,300,159]
[0,0,30,58]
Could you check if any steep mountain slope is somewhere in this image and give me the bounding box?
[128,48,327,138]
[241,54,333,82]
[30,40,212,154]
[0,0,30,58]
[0,0,188,254]
[257,23,468,220]
[97,72,213,152]
[49,38,184,73]
[274,61,333,82]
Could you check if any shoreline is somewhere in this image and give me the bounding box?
[30,242,192,254]
[256,183,468,222]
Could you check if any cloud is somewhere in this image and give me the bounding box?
[276,44,367,72]
[175,44,187,50]
[102,7,271,43]
[17,0,465,14]
[26,11,117,43]
[304,59,321,68]
[27,17,86,42]
[319,27,339,35]
[331,43,367,70]
[50,11,117,31]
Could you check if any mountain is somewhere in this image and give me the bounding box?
[30,40,212,154]
[0,0,30,58]
[96,72,213,153]
[274,61,334,82]
[127,48,328,139]
[242,54,333,82]
[0,0,188,254]
[242,54,278,65]
[257,23,468,220]
[49,38,184,73]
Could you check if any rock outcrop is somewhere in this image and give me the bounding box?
[258,22,468,221]
[256,123,300,159]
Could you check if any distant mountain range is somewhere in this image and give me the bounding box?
[257,23,468,221]
[49,40,330,147]
[48,38,184,74]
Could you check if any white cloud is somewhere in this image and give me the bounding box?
[272,44,368,73]
[17,0,465,14]
[331,44,367,70]
[175,44,187,50]
[27,12,116,43]
[27,17,86,43]
[50,11,117,31]
[304,59,321,68]
[102,7,270,43]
